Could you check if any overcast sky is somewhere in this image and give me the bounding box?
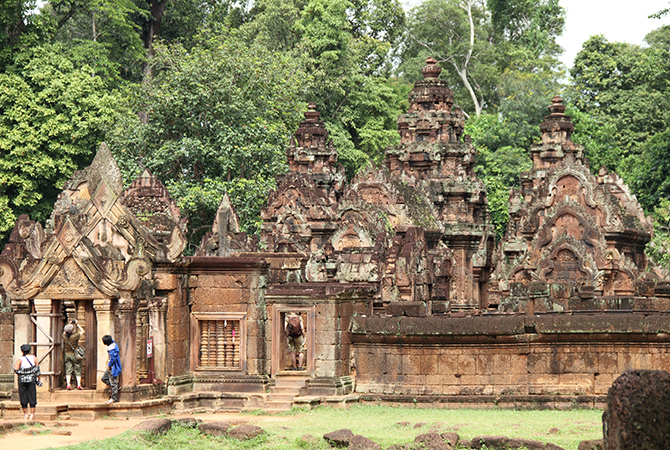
[402,0,670,69]
[557,0,670,68]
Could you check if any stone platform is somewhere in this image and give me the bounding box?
[0,390,607,421]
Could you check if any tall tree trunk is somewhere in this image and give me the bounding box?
[139,0,168,123]
[141,0,168,80]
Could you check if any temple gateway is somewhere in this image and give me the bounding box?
[1,58,669,413]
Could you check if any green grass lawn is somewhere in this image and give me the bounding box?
[44,405,604,450]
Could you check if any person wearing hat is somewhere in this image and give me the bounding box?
[14,343,40,420]
[63,319,85,390]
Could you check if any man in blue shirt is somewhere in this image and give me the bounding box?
[101,335,122,404]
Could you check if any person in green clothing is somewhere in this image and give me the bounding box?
[63,319,85,390]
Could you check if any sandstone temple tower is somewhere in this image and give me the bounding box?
[386,57,492,310]
[489,96,658,312]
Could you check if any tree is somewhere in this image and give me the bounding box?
[0,0,40,69]
[631,129,670,212]
[0,43,128,240]
[401,0,564,118]
[488,0,564,58]
[44,0,148,81]
[401,0,496,116]
[569,33,670,180]
[239,0,406,174]
[108,33,310,249]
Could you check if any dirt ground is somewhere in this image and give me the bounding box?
[1,412,288,450]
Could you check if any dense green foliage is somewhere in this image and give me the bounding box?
[0,43,128,238]
[108,34,309,249]
[1,0,670,264]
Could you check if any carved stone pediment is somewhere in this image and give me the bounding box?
[38,257,103,298]
[492,96,654,310]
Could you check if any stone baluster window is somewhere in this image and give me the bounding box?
[192,313,245,371]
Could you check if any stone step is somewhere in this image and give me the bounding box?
[273,377,309,386]
[268,393,296,402]
[270,384,305,394]
[263,401,292,411]
[276,370,310,378]
[2,402,66,421]
[49,389,108,403]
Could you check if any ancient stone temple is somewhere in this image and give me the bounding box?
[1,59,670,415]
[0,144,186,396]
[489,96,662,312]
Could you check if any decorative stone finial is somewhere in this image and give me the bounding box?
[421,57,442,79]
[539,94,574,137]
[547,95,567,117]
[304,102,320,121]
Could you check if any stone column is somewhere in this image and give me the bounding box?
[449,246,473,307]
[33,299,53,388]
[116,293,138,388]
[148,297,167,381]
[93,298,115,384]
[12,299,31,391]
[12,299,31,362]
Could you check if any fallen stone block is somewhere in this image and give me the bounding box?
[415,432,451,450]
[469,435,509,449]
[545,443,567,450]
[508,438,545,449]
[325,428,355,447]
[198,421,231,437]
[603,369,670,450]
[51,429,72,436]
[132,418,172,435]
[440,432,459,447]
[577,439,603,450]
[227,424,264,440]
[173,417,202,428]
[349,434,381,450]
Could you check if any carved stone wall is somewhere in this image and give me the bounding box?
[1,56,669,404]
[0,311,14,375]
[187,258,268,388]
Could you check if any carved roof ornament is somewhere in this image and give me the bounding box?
[531,95,584,169]
[421,57,442,79]
[195,193,257,257]
[0,143,164,302]
[286,102,345,192]
[387,57,474,181]
[121,168,187,261]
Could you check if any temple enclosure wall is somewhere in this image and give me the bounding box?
[352,314,670,399]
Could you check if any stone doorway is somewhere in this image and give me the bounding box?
[271,305,315,378]
[30,300,63,389]
[59,300,98,389]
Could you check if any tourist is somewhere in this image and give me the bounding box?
[14,343,41,420]
[63,319,85,390]
[101,335,122,404]
[285,312,306,371]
